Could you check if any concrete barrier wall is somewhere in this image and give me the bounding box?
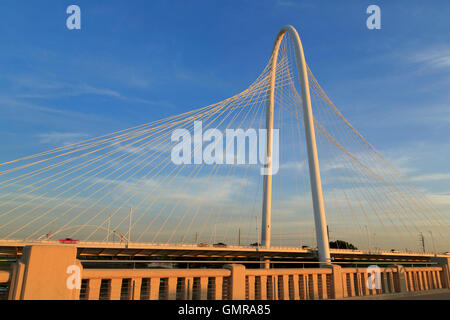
[81,268,231,300]
[0,245,448,300]
[339,266,445,298]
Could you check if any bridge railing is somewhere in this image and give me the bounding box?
[244,267,333,300]
[1,245,449,300]
[340,266,444,298]
[1,264,448,300]
[76,265,447,300]
[79,268,232,300]
[75,265,336,300]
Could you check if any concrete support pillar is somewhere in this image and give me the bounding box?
[348,273,355,297]
[282,275,289,300]
[411,272,416,290]
[150,278,160,300]
[260,276,267,300]
[292,275,300,300]
[311,274,319,299]
[413,272,418,291]
[214,277,223,300]
[355,273,362,296]
[87,279,101,300]
[435,271,442,289]
[10,245,81,300]
[167,277,178,300]
[224,264,246,300]
[321,274,328,299]
[431,271,437,289]
[411,272,417,291]
[395,266,407,293]
[109,279,122,300]
[362,273,370,296]
[330,266,344,299]
[407,272,414,291]
[414,272,420,291]
[417,272,423,290]
[248,276,255,300]
[273,275,278,300]
[422,272,429,290]
[8,261,25,300]
[199,277,208,300]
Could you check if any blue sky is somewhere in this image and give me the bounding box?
[0,1,449,246]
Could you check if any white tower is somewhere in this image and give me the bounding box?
[261,25,331,264]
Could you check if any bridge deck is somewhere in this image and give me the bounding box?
[0,239,446,262]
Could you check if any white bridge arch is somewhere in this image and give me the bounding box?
[262,25,330,263]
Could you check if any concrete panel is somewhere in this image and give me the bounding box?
[19,245,80,300]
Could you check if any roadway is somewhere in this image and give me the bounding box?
[0,239,447,263]
[394,291,450,300]
[345,289,450,300]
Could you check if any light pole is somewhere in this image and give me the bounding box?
[429,231,437,255]
[256,216,259,246]
[419,232,426,253]
[106,215,111,242]
[365,225,371,252]
[127,208,133,248]
[373,232,377,251]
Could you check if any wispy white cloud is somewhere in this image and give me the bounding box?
[6,75,122,99]
[0,96,93,119]
[411,47,450,70]
[410,173,450,182]
[2,74,175,107]
[92,174,253,207]
[275,0,314,8]
[426,193,450,207]
[280,160,306,171]
[36,132,90,146]
[0,96,117,126]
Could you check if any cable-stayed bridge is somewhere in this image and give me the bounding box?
[0,26,448,264]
